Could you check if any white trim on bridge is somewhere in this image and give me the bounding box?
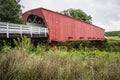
[0,22,48,38]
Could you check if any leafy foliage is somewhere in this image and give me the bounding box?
[13,36,34,52]
[0,0,23,23]
[0,44,120,80]
[0,37,120,80]
[61,8,92,23]
[105,31,120,36]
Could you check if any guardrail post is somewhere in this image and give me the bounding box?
[20,25,22,37]
[45,28,47,37]
[6,23,9,38]
[39,27,40,37]
[30,26,32,37]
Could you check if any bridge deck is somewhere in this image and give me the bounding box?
[0,22,48,38]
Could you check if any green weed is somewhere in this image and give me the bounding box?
[0,37,119,80]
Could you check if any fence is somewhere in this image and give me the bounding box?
[0,22,48,38]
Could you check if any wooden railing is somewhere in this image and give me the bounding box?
[0,22,48,38]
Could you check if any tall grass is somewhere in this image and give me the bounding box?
[0,37,120,80]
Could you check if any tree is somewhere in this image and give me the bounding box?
[0,0,23,24]
[61,8,92,24]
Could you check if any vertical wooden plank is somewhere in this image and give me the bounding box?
[7,23,9,38]
[20,25,22,37]
[30,26,32,37]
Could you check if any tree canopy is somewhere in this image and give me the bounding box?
[61,8,92,24]
[105,31,120,36]
[0,0,23,24]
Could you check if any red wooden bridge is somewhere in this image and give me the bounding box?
[0,8,105,44]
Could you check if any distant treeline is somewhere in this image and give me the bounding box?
[105,31,120,36]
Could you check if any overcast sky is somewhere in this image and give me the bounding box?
[20,0,120,32]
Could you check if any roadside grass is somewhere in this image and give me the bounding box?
[0,37,120,80]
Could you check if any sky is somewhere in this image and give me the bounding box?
[20,0,120,32]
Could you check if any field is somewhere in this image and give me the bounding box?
[107,36,120,41]
[0,37,120,80]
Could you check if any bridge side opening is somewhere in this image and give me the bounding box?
[27,14,46,27]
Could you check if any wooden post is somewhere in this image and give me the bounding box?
[30,26,32,37]
[39,27,40,37]
[45,28,46,37]
[6,23,9,38]
[20,25,22,37]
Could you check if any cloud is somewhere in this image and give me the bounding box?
[89,0,120,31]
[92,0,120,6]
[20,0,120,31]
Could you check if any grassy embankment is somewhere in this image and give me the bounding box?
[0,37,120,80]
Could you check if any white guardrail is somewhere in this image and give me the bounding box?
[0,22,48,38]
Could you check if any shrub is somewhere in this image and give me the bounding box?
[13,36,34,52]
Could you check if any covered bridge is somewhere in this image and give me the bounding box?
[23,8,105,43]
